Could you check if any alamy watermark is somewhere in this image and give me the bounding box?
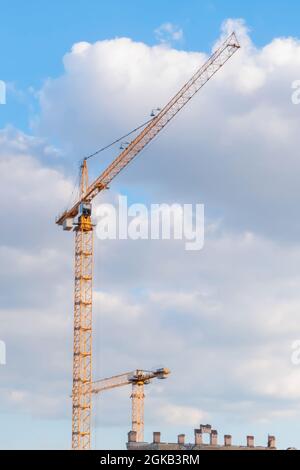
[0,340,6,365]
[95,196,204,251]
[291,80,300,105]
[291,340,300,366]
[0,80,6,105]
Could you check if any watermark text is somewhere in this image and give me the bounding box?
[0,80,6,105]
[0,340,6,365]
[291,340,300,366]
[95,196,204,251]
[291,80,300,105]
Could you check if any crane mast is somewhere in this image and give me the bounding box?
[131,381,145,442]
[72,159,93,450]
[56,32,240,450]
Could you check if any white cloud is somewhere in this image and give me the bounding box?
[94,291,143,322]
[36,19,300,243]
[154,22,184,44]
[220,18,252,50]
[3,19,300,449]
[158,404,207,426]
[148,290,221,317]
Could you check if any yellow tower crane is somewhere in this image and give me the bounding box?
[56,32,240,450]
[92,368,170,442]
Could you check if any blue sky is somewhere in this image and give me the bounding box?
[1,0,300,451]
[1,0,300,130]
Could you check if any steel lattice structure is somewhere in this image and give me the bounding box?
[92,369,170,442]
[131,382,145,442]
[56,32,240,450]
[72,160,94,449]
[56,33,240,226]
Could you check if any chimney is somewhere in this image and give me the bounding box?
[200,424,212,434]
[153,432,161,444]
[194,429,203,445]
[128,431,137,443]
[210,430,218,446]
[247,436,254,448]
[268,435,276,449]
[224,435,232,447]
[178,434,185,445]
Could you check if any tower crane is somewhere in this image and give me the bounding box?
[56,32,240,450]
[92,368,170,443]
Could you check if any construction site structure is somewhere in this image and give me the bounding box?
[56,32,240,450]
[92,368,170,442]
[127,424,279,451]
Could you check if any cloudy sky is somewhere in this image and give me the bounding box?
[1,0,300,450]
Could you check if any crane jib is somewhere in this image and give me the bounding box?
[56,32,240,227]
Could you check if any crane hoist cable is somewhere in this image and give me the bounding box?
[83,116,155,162]
[66,116,156,210]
